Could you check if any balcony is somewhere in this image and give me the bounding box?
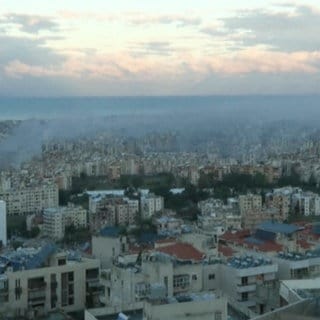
[238,300,256,308]
[28,290,46,300]
[173,284,190,293]
[50,281,58,289]
[237,284,256,293]
[86,278,100,287]
[28,282,47,291]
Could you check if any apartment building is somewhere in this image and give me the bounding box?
[92,227,128,268]
[0,200,7,247]
[220,255,278,314]
[239,194,262,216]
[0,182,58,216]
[43,208,65,240]
[140,193,164,219]
[274,250,320,280]
[43,204,87,240]
[0,244,101,318]
[89,195,139,230]
[265,192,290,221]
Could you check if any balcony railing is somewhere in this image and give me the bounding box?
[237,284,256,293]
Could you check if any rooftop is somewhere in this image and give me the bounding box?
[0,242,57,273]
[100,226,121,238]
[277,249,320,261]
[258,221,302,235]
[227,255,273,269]
[156,242,205,262]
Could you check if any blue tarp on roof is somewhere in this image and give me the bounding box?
[245,237,264,245]
[313,224,320,235]
[138,232,165,244]
[255,229,276,241]
[100,226,121,237]
[258,221,300,235]
[25,243,57,270]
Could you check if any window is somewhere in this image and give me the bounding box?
[192,274,197,280]
[68,272,74,282]
[173,275,190,289]
[15,279,22,300]
[214,311,222,320]
[208,274,215,280]
[241,277,248,285]
[242,292,248,301]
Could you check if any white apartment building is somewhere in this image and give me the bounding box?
[141,193,164,219]
[220,256,278,314]
[43,205,87,240]
[0,245,101,318]
[0,200,7,247]
[274,251,320,280]
[92,228,128,268]
[43,208,65,240]
[0,183,59,216]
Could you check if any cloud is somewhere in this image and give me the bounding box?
[0,34,64,67]
[1,13,60,34]
[5,47,320,84]
[201,4,320,52]
[127,14,201,27]
[59,10,201,27]
[129,41,173,56]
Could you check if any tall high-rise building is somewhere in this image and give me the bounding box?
[0,200,7,247]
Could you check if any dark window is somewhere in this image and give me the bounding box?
[58,258,66,265]
[241,277,248,285]
[209,274,215,280]
[242,292,248,301]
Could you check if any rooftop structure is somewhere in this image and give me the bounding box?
[0,242,57,272]
[258,221,302,235]
[156,242,205,262]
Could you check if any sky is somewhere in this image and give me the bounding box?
[0,0,320,96]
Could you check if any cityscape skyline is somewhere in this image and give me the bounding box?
[1,0,320,96]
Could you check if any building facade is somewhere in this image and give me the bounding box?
[0,200,7,247]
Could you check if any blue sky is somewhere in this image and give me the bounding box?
[0,0,320,96]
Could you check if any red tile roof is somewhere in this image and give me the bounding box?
[155,238,177,244]
[297,239,312,250]
[156,242,205,261]
[220,229,251,242]
[129,244,153,254]
[218,244,235,257]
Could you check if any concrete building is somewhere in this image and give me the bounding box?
[239,194,262,216]
[43,208,65,240]
[143,292,227,320]
[0,200,7,247]
[0,183,59,216]
[89,195,139,230]
[85,292,228,320]
[43,204,87,240]
[220,255,278,315]
[239,194,263,228]
[0,243,101,318]
[141,193,164,219]
[265,192,290,221]
[274,250,320,280]
[92,227,128,269]
[252,278,320,319]
[155,216,183,236]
